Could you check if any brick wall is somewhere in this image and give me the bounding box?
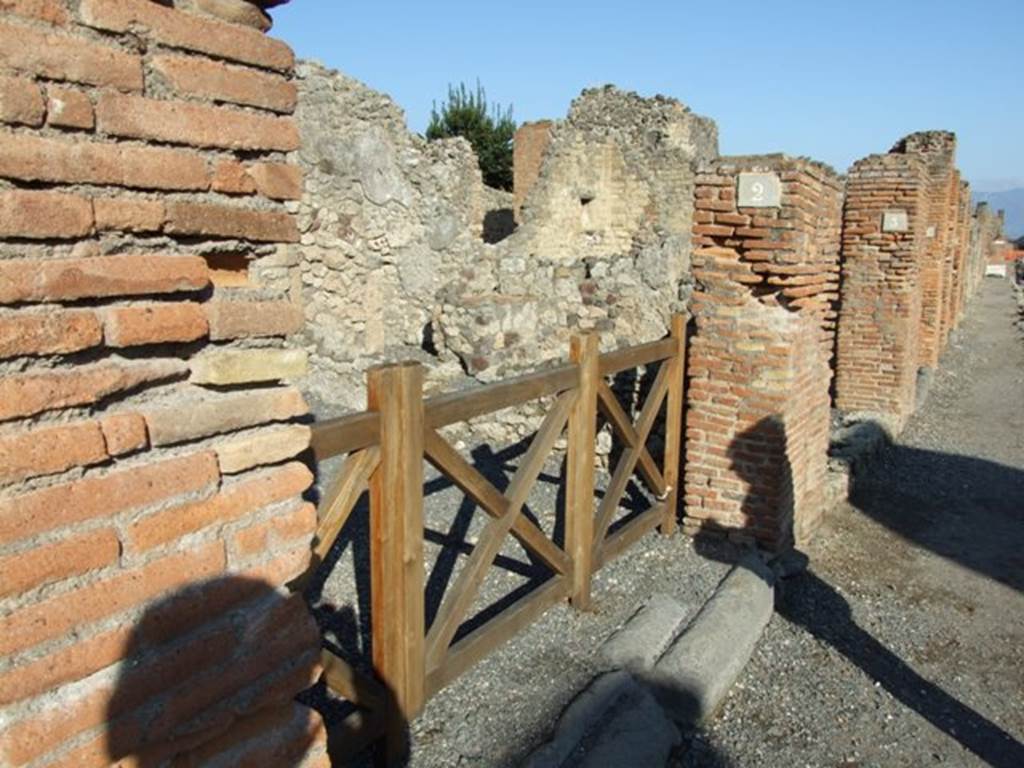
[834,152,928,430]
[0,1,328,766]
[950,180,972,328]
[692,155,844,371]
[894,132,957,369]
[684,156,839,549]
[973,202,1004,285]
[684,248,831,549]
[512,120,553,221]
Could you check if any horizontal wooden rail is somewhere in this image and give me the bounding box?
[598,337,675,376]
[424,363,578,428]
[310,337,674,460]
[310,411,380,460]
[309,313,688,765]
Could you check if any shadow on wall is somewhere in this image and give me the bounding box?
[687,416,1024,767]
[483,207,516,244]
[104,576,327,767]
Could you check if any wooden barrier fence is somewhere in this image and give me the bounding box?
[305,314,687,762]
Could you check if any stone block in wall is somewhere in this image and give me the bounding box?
[0,18,144,91]
[190,347,309,384]
[45,85,95,129]
[0,358,188,421]
[0,74,46,126]
[0,309,103,358]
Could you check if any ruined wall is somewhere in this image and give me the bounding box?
[691,155,843,369]
[684,248,831,549]
[513,120,553,220]
[0,1,327,766]
[834,152,928,430]
[938,170,962,347]
[290,72,717,442]
[894,132,958,368]
[684,155,840,547]
[951,180,972,328]
[973,202,1004,286]
[276,60,490,421]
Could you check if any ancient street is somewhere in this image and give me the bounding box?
[681,279,1024,766]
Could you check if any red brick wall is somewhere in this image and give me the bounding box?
[684,156,839,549]
[0,1,326,766]
[512,120,553,221]
[949,180,972,330]
[684,248,831,549]
[834,152,928,430]
[938,170,958,349]
[895,132,957,368]
[692,156,844,371]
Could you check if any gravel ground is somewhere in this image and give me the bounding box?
[676,278,1024,767]
[304,408,737,767]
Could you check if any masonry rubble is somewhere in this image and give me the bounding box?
[284,67,717,446]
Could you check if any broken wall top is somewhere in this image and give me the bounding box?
[565,85,719,162]
[705,154,843,188]
[891,130,957,157]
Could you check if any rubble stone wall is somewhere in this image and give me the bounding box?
[0,1,327,766]
[289,70,718,444]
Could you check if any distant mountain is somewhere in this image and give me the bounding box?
[972,188,1024,239]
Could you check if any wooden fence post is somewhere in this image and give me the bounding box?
[661,313,687,535]
[367,361,426,758]
[566,333,598,609]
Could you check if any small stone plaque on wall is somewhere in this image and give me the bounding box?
[926,225,936,238]
[882,210,909,232]
[737,173,782,208]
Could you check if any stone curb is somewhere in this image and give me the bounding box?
[523,670,680,768]
[525,552,776,766]
[596,592,692,673]
[644,551,775,726]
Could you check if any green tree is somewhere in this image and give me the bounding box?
[426,81,516,191]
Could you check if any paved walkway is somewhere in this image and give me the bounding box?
[678,278,1024,767]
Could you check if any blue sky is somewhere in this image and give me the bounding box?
[273,0,1022,192]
